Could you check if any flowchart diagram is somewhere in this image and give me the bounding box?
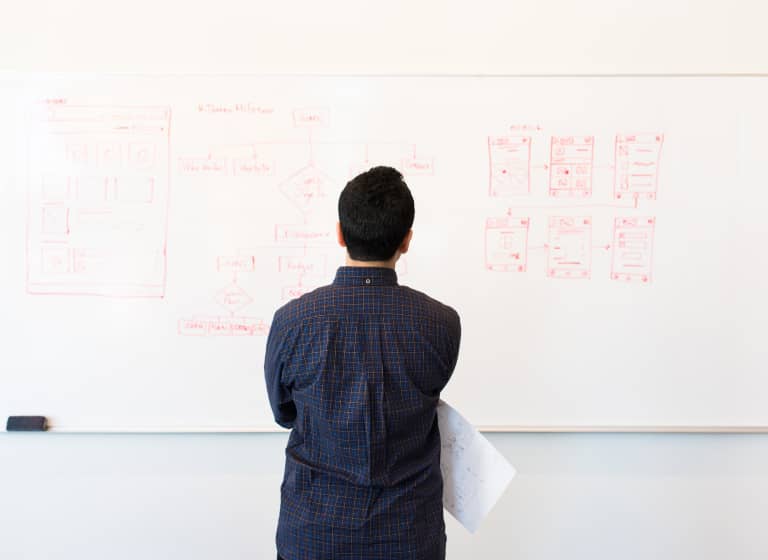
[175,107,423,336]
[25,97,664,347]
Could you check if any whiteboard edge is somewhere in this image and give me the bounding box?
[4,425,768,434]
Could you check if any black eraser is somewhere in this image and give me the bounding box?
[6,416,48,431]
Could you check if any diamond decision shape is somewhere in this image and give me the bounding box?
[216,282,253,314]
[279,164,330,214]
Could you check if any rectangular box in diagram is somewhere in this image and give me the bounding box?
[178,156,228,176]
[26,105,171,297]
[611,217,655,283]
[547,216,592,279]
[232,157,275,176]
[178,316,268,337]
[274,224,335,246]
[216,255,256,273]
[401,156,435,176]
[614,134,664,200]
[278,255,327,277]
[487,136,531,197]
[549,136,594,197]
[484,217,530,272]
[41,206,70,236]
[293,107,330,128]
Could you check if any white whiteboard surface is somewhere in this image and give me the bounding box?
[1,75,766,431]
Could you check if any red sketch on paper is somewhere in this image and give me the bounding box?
[129,144,156,169]
[282,284,317,301]
[196,102,274,115]
[278,164,331,214]
[26,105,171,297]
[293,108,330,128]
[274,224,334,245]
[41,206,70,235]
[178,156,228,175]
[484,216,530,272]
[549,136,594,198]
[216,255,256,273]
[232,157,275,176]
[547,216,592,279]
[178,318,209,336]
[614,134,664,200]
[98,144,122,168]
[72,248,110,275]
[41,247,71,274]
[66,144,89,165]
[611,217,655,283]
[401,156,435,176]
[178,316,269,337]
[196,101,275,115]
[488,136,531,197]
[278,255,327,276]
[348,144,374,179]
[216,282,254,314]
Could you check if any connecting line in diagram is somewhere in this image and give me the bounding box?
[488,133,663,201]
[485,130,663,284]
[178,107,428,335]
[484,214,656,283]
[177,255,269,337]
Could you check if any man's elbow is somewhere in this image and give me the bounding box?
[275,417,295,429]
[274,402,297,429]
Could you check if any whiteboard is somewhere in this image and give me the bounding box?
[1,75,766,431]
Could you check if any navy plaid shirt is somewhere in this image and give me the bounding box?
[265,266,461,560]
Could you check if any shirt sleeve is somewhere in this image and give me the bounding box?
[440,307,462,389]
[264,317,296,429]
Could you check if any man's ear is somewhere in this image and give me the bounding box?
[336,222,347,248]
[399,230,413,255]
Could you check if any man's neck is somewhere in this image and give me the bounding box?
[344,254,398,269]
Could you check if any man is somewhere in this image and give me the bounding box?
[265,166,461,560]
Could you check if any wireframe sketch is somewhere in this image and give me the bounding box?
[26,105,171,297]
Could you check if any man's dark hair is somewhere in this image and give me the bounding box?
[338,166,415,261]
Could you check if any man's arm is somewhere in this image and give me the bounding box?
[444,307,462,384]
[264,317,297,429]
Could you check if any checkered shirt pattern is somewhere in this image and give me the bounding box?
[265,266,461,560]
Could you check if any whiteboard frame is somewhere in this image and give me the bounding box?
[4,73,767,435]
[2,424,766,433]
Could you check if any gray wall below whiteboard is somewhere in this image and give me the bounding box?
[1,432,766,560]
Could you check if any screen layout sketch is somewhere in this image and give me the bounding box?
[26,105,171,297]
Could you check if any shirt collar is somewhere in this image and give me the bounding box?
[333,266,399,287]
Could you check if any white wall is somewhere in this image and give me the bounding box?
[2,1,768,559]
[2,432,768,559]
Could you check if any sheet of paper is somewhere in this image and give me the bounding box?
[438,400,516,533]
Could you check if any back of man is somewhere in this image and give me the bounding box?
[265,166,461,560]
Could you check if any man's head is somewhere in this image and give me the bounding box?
[337,166,414,262]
